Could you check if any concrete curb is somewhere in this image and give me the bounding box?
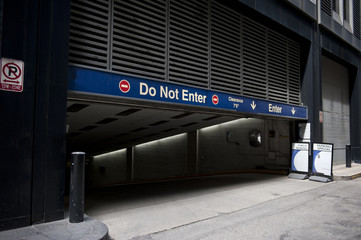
[0,215,108,240]
[334,172,361,181]
[333,163,361,181]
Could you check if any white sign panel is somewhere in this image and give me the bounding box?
[291,142,309,173]
[299,123,311,140]
[312,143,333,177]
[0,58,24,92]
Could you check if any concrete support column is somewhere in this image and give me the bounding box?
[300,22,322,144]
[126,147,134,181]
[0,0,70,229]
[312,24,323,143]
[350,61,361,163]
[188,131,198,176]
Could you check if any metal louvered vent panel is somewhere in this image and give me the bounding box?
[242,16,301,104]
[111,0,167,81]
[321,0,332,16]
[69,0,110,69]
[354,0,361,39]
[169,0,209,88]
[242,17,267,99]
[288,41,301,105]
[267,31,288,103]
[210,1,242,94]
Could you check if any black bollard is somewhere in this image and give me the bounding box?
[69,152,85,223]
[346,145,351,168]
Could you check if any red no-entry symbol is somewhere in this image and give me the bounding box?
[212,94,219,105]
[119,79,130,93]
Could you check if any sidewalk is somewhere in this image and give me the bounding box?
[0,215,108,240]
[84,173,332,239]
[333,163,361,180]
[1,165,360,240]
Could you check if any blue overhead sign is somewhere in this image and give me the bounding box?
[68,66,308,120]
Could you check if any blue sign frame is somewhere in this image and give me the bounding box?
[68,66,308,120]
[312,143,333,177]
[291,142,309,173]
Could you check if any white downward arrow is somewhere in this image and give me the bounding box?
[250,101,256,110]
[291,107,296,115]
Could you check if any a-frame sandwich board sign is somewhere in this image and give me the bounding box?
[309,143,333,183]
[289,142,309,180]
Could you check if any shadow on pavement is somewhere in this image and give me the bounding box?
[84,173,284,214]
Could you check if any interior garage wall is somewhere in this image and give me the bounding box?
[321,56,350,165]
[198,119,290,174]
[86,119,291,187]
[87,149,127,188]
[133,134,189,181]
[198,119,266,172]
[265,120,291,168]
[87,134,189,187]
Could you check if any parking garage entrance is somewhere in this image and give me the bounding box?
[66,0,309,187]
[66,66,307,187]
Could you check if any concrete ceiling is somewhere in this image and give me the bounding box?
[67,99,239,155]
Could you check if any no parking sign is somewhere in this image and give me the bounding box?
[0,58,24,92]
